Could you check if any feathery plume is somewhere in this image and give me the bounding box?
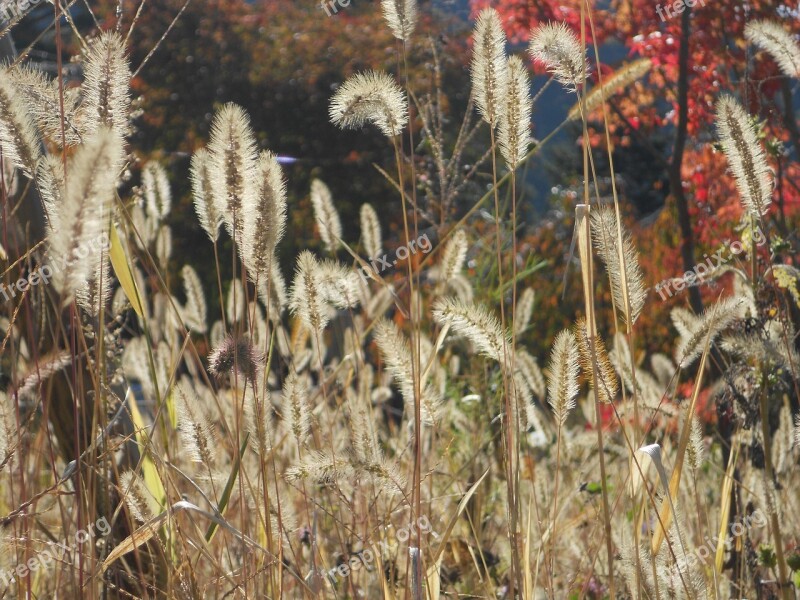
[174,383,216,465]
[208,103,258,242]
[310,179,342,253]
[373,318,440,424]
[282,371,311,448]
[227,278,245,324]
[546,329,580,425]
[120,471,159,523]
[715,95,773,219]
[567,58,651,120]
[155,224,172,269]
[650,353,676,386]
[316,259,361,309]
[76,252,112,317]
[470,8,509,125]
[686,416,704,471]
[0,391,14,462]
[674,296,743,368]
[381,0,416,41]
[142,161,171,222]
[498,55,533,168]
[9,65,82,146]
[191,148,224,243]
[745,20,800,78]
[0,67,41,177]
[590,206,646,326]
[244,387,273,457]
[447,274,474,303]
[243,150,287,282]
[290,250,331,334]
[435,229,468,283]
[513,287,535,335]
[47,127,123,302]
[574,318,618,404]
[528,22,587,90]
[515,349,546,399]
[80,32,131,138]
[37,155,65,221]
[181,265,207,333]
[432,297,508,364]
[360,203,382,258]
[329,70,408,137]
[207,334,262,381]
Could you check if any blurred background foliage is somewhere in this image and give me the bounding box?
[8,0,799,363]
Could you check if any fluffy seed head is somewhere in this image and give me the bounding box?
[528,22,587,90]
[191,148,224,243]
[243,150,287,282]
[244,388,273,457]
[513,287,535,336]
[174,383,216,465]
[120,471,158,523]
[329,70,408,138]
[207,334,263,381]
[283,371,311,448]
[433,297,509,364]
[208,103,258,243]
[498,55,533,168]
[715,95,773,219]
[435,229,468,283]
[48,127,123,302]
[181,265,207,334]
[310,179,342,253]
[568,58,651,121]
[674,295,743,368]
[142,161,171,222]
[546,329,580,425]
[360,203,383,258]
[590,206,646,327]
[470,8,509,125]
[745,20,800,78]
[289,250,331,334]
[0,67,41,177]
[574,318,618,404]
[80,32,131,139]
[381,0,417,41]
[373,318,440,424]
